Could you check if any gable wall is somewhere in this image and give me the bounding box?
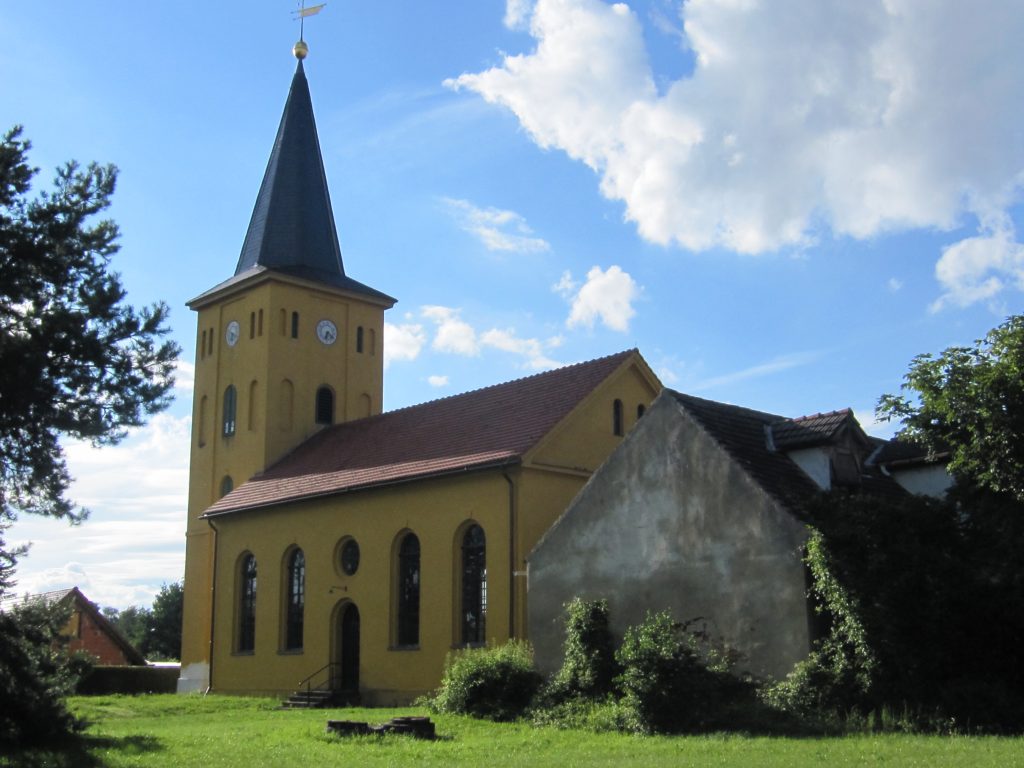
[63,603,138,666]
[528,391,812,681]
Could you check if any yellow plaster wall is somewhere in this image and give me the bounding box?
[181,276,387,685]
[210,472,513,704]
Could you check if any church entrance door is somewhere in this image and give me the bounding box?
[333,602,360,692]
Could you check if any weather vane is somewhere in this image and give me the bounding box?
[291,1,326,59]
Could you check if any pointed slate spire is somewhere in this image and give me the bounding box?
[236,59,342,281]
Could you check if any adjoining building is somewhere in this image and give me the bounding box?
[528,389,949,680]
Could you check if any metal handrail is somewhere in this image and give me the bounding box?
[297,662,341,699]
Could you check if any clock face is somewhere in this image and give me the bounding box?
[225,321,240,347]
[316,319,337,345]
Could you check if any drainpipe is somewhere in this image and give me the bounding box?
[502,471,516,640]
[206,518,219,695]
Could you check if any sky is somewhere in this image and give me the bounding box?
[2,0,1023,610]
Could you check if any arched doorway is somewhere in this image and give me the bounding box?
[333,602,360,693]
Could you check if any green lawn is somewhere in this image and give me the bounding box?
[0,695,1020,768]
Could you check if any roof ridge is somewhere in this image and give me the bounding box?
[379,348,636,417]
[670,390,786,424]
[783,407,852,424]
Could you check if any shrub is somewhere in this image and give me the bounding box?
[428,640,542,721]
[614,611,756,734]
[0,597,91,747]
[546,598,617,702]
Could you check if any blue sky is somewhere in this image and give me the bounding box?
[3,0,1022,609]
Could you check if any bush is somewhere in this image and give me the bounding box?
[427,640,542,721]
[545,598,617,702]
[76,665,180,695]
[0,597,91,747]
[614,611,757,734]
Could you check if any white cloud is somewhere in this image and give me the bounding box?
[691,352,821,392]
[451,0,1024,304]
[427,375,449,387]
[174,360,195,391]
[480,328,562,369]
[887,277,903,293]
[564,265,640,332]
[505,0,535,30]
[552,270,578,299]
[384,322,427,369]
[9,413,191,609]
[930,216,1024,312]
[443,198,550,254]
[422,305,481,356]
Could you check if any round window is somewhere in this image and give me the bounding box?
[340,539,360,576]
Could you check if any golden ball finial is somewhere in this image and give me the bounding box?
[293,40,309,59]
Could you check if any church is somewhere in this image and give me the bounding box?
[177,41,661,702]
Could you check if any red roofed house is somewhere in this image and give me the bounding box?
[177,46,661,701]
[2,587,145,667]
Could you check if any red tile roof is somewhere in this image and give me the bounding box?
[769,408,856,450]
[205,350,639,517]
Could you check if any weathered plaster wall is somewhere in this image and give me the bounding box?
[528,391,812,682]
[889,464,953,498]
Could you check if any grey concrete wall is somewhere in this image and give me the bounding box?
[527,391,811,682]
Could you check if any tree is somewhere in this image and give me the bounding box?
[0,125,179,524]
[103,581,183,660]
[877,315,1024,501]
[0,126,179,745]
[148,581,183,660]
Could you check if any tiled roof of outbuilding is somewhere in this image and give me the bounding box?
[670,392,824,509]
[670,392,905,510]
[770,409,854,450]
[205,350,641,517]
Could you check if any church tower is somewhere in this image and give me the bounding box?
[178,43,395,692]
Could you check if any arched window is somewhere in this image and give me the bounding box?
[285,549,305,650]
[612,399,624,436]
[291,311,299,339]
[238,554,257,653]
[396,533,420,646]
[461,524,486,645]
[637,403,646,420]
[223,385,237,436]
[220,475,233,498]
[315,386,334,425]
[356,326,364,353]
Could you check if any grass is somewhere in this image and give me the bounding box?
[0,694,1020,768]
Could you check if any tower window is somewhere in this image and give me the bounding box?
[220,475,233,498]
[223,385,237,436]
[285,548,305,650]
[238,554,257,653]
[637,404,646,420]
[396,533,420,647]
[613,399,624,436]
[291,311,299,339]
[356,326,364,353]
[460,524,487,646]
[315,386,334,425]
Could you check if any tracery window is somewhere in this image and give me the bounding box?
[396,533,420,646]
[238,554,257,653]
[285,548,305,650]
[460,524,487,645]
